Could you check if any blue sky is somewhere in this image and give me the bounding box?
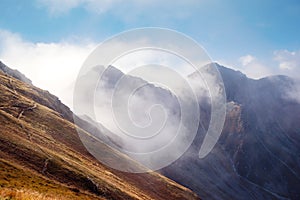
[0,0,300,106]
[1,0,300,55]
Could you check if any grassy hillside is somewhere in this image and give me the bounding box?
[0,70,200,200]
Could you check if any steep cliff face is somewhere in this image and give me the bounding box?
[160,64,300,200]
[0,62,200,200]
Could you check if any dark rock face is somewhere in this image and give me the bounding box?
[160,63,300,200]
[80,63,300,199]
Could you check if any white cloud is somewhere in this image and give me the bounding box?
[285,82,300,104]
[0,29,96,107]
[274,50,300,74]
[0,28,211,109]
[236,54,273,79]
[239,54,255,66]
[232,50,300,80]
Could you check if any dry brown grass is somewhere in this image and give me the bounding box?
[0,188,66,200]
[0,71,200,200]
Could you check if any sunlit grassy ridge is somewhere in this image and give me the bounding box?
[1,188,62,200]
[0,159,99,200]
[0,70,200,200]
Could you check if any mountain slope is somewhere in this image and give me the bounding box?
[0,62,200,200]
[73,63,300,199]
[69,62,300,199]
[160,63,300,200]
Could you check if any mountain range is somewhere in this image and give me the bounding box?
[76,63,300,200]
[1,60,300,200]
